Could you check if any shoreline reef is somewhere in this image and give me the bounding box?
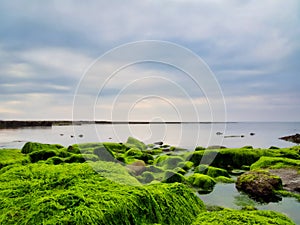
[0,137,299,224]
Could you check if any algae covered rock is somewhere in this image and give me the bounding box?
[187,174,216,192]
[0,163,205,225]
[236,170,283,202]
[192,209,295,225]
[126,136,147,150]
[21,142,64,154]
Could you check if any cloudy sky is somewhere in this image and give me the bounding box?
[0,0,299,122]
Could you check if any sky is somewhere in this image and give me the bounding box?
[0,0,299,122]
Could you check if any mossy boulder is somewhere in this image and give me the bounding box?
[140,171,155,183]
[103,142,128,153]
[195,165,230,178]
[163,170,185,183]
[21,142,64,154]
[154,155,184,170]
[192,209,295,225]
[29,149,57,163]
[236,170,283,202]
[178,161,194,171]
[126,136,147,150]
[187,174,216,191]
[93,145,116,162]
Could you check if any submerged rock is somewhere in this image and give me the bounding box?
[236,170,282,202]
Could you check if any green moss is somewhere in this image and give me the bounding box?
[64,154,86,163]
[140,171,155,183]
[29,149,57,163]
[154,155,184,170]
[250,157,300,171]
[195,146,206,151]
[178,161,194,171]
[191,209,295,225]
[195,165,230,178]
[103,142,128,153]
[125,148,143,157]
[93,145,116,162]
[21,142,64,154]
[215,176,235,183]
[0,163,205,224]
[45,156,64,165]
[169,146,187,151]
[163,170,185,183]
[0,149,28,169]
[126,136,147,150]
[275,190,300,202]
[187,174,216,190]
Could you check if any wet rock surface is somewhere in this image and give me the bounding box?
[270,169,300,193]
[279,133,300,144]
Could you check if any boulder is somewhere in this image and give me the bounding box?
[236,170,282,202]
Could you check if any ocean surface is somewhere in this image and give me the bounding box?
[0,122,299,149]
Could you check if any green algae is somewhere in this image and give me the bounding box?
[250,156,300,171]
[0,163,205,225]
[21,142,64,154]
[0,149,28,169]
[126,136,147,150]
[191,209,295,225]
[187,174,216,191]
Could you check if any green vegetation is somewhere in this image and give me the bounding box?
[191,209,295,225]
[0,162,205,225]
[187,174,216,191]
[0,149,28,168]
[1,140,299,224]
[250,156,300,171]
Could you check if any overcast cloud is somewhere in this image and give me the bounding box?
[0,0,299,121]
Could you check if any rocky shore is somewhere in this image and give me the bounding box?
[0,138,299,224]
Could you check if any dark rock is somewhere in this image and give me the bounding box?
[250,132,255,136]
[78,134,83,138]
[154,141,163,145]
[216,132,223,135]
[236,170,282,203]
[279,133,300,144]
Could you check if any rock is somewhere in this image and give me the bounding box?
[216,132,223,135]
[154,141,163,145]
[250,132,255,136]
[163,170,185,183]
[279,133,300,144]
[269,169,300,193]
[236,170,282,202]
[187,174,216,191]
[126,137,147,150]
[78,134,83,138]
[127,160,146,176]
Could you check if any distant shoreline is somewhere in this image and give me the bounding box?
[0,120,237,129]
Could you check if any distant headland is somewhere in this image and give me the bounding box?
[0,120,234,129]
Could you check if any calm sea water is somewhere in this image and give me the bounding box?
[0,122,299,149]
[198,183,300,225]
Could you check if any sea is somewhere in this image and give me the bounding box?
[0,122,299,224]
[0,122,299,149]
